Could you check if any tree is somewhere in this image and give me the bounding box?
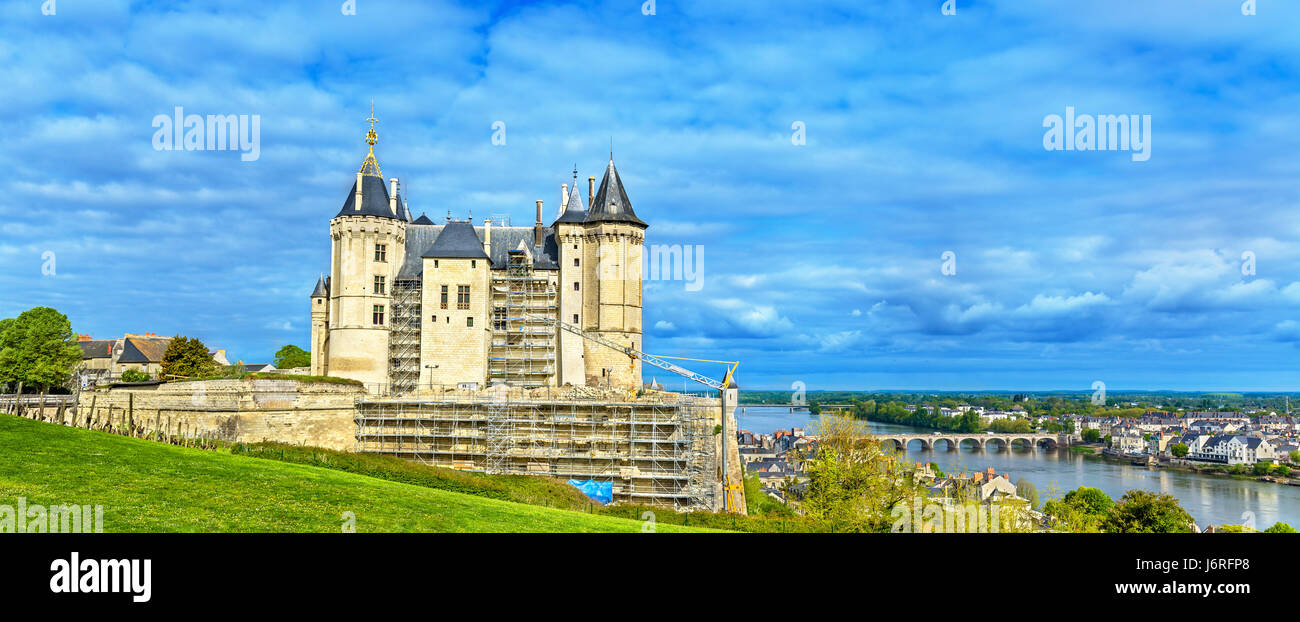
[797,413,919,532]
[1264,522,1296,533]
[1015,477,1039,510]
[1081,428,1101,443]
[120,369,151,383]
[1291,450,1300,464]
[160,336,216,379]
[0,307,83,392]
[1171,443,1189,458]
[1102,490,1195,533]
[1253,461,1273,477]
[273,344,311,369]
[1274,465,1291,477]
[1044,487,1114,533]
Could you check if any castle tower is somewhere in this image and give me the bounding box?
[324,110,407,389]
[309,275,329,375]
[554,168,588,386]
[582,155,647,389]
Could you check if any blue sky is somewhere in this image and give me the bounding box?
[2,0,1299,391]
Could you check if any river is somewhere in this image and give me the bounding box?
[735,406,1300,528]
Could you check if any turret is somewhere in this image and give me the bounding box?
[325,108,408,389]
[309,275,329,375]
[581,156,647,389]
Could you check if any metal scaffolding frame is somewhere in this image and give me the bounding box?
[488,250,557,387]
[387,277,422,395]
[354,395,718,510]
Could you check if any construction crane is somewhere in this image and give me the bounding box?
[524,313,744,512]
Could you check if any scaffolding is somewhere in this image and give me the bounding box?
[387,278,422,395]
[354,395,719,511]
[488,250,556,387]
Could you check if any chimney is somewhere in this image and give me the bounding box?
[483,218,492,258]
[561,183,569,219]
[534,200,544,246]
[354,172,363,211]
[588,176,595,209]
[389,178,399,216]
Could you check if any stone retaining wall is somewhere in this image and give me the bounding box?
[71,379,365,451]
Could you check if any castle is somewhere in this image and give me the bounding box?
[309,118,646,393]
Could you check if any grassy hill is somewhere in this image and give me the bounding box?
[0,414,718,533]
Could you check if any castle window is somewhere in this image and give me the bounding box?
[471,260,476,269]
[440,285,448,309]
[372,305,385,325]
[573,314,579,324]
[573,258,579,267]
[373,275,386,294]
[431,315,437,323]
[467,317,474,327]
[457,285,470,310]
[375,244,387,262]
[493,307,507,331]
[434,260,439,268]
[573,282,579,291]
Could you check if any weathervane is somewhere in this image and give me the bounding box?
[358,100,383,177]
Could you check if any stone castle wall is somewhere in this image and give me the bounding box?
[71,379,366,451]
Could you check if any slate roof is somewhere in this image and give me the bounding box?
[422,220,489,259]
[79,340,114,359]
[311,275,328,297]
[412,213,435,225]
[586,158,647,227]
[554,178,588,224]
[117,337,171,364]
[398,222,560,278]
[334,175,401,220]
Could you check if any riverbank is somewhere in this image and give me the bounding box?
[1082,448,1299,487]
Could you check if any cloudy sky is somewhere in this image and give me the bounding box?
[3,0,1299,391]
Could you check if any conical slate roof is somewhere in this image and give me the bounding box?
[554,175,588,224]
[422,220,488,259]
[335,175,401,220]
[586,157,646,227]
[311,275,328,297]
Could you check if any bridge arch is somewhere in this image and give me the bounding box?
[1009,437,1036,450]
[895,437,929,451]
[933,437,960,452]
[1035,436,1058,450]
[957,437,985,451]
[983,437,1008,451]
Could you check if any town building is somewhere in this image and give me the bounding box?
[77,333,228,386]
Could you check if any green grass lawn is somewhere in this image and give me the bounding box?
[0,414,718,533]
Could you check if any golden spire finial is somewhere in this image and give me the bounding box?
[359,101,383,177]
[365,100,378,148]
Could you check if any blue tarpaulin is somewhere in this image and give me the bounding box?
[568,479,613,504]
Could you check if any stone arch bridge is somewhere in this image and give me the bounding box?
[880,433,1063,452]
